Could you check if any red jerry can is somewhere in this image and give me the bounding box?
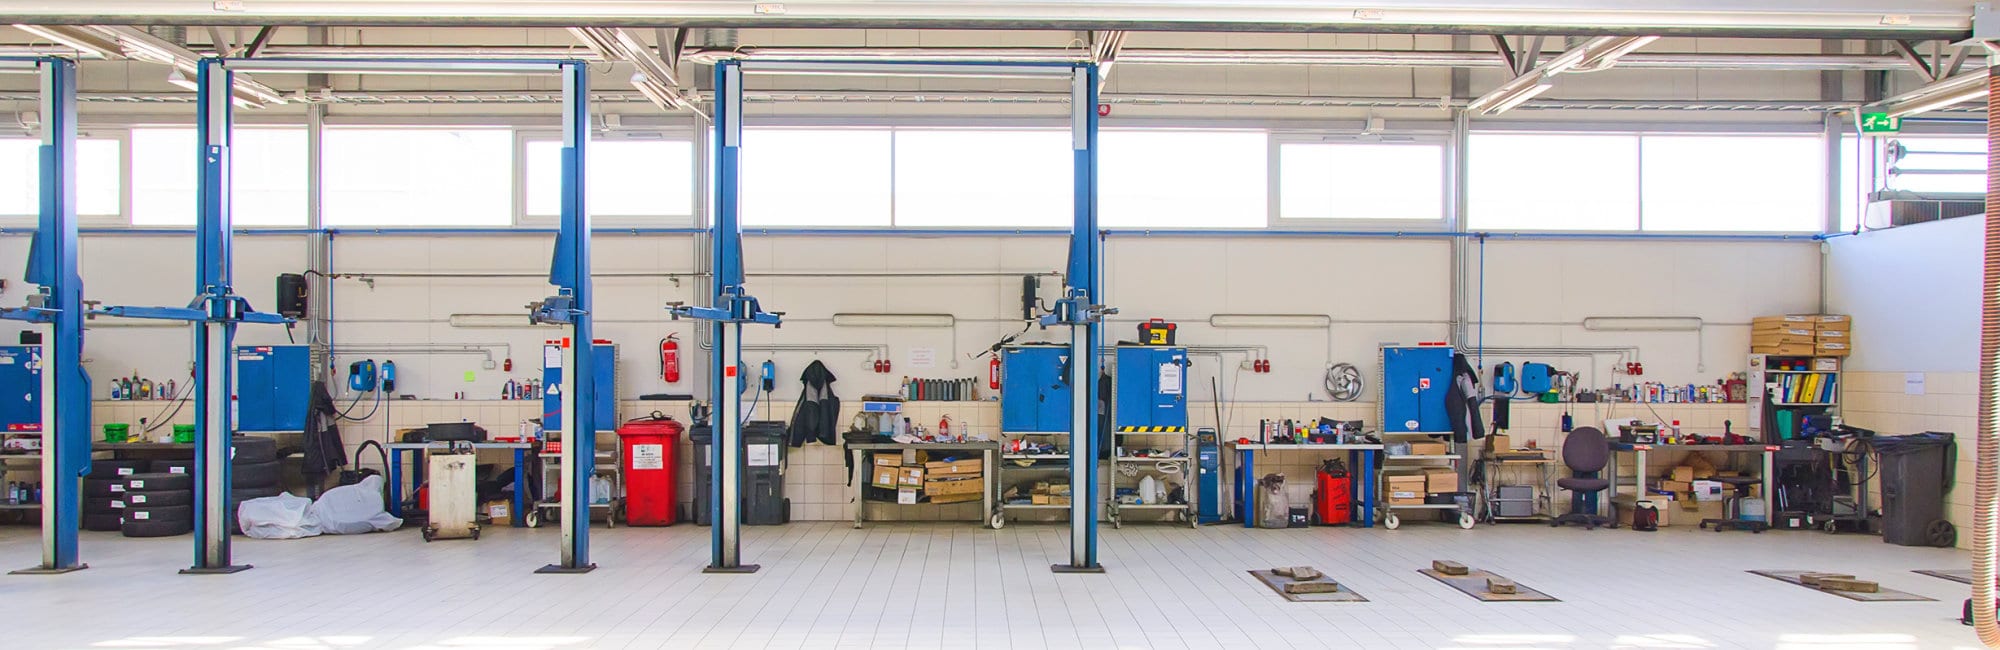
[618,414,684,526]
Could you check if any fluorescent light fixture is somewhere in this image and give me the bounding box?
[1573,35,1659,71]
[448,313,552,328]
[12,25,120,59]
[740,61,1075,80]
[1468,75,1554,115]
[166,69,196,91]
[1209,314,1332,329]
[831,313,956,328]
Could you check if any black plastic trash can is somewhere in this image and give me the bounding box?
[1875,431,1956,547]
[690,421,790,526]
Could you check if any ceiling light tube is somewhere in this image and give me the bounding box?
[1874,70,1991,118]
[831,313,956,328]
[166,69,196,91]
[1209,314,1332,329]
[1467,71,1555,115]
[12,25,121,59]
[1573,35,1660,71]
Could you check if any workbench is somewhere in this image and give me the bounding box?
[1607,442,1776,514]
[385,441,531,528]
[1477,454,1557,522]
[1228,442,1381,528]
[848,441,1000,529]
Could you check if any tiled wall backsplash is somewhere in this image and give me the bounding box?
[85,397,1757,524]
[1839,371,1976,548]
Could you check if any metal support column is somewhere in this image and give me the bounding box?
[671,60,781,574]
[534,61,597,574]
[1048,63,1109,574]
[1,57,90,575]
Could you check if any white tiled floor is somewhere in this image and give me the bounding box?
[0,522,1981,649]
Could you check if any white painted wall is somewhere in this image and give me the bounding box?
[0,231,1821,407]
[1827,216,1983,373]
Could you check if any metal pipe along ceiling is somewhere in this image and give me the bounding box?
[0,1,1972,38]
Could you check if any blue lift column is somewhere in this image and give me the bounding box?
[0,57,90,575]
[98,58,291,574]
[1044,63,1111,574]
[671,60,782,574]
[531,61,598,574]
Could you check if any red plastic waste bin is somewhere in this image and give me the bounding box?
[618,414,683,526]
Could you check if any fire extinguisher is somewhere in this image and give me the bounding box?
[660,335,682,384]
[989,355,1002,390]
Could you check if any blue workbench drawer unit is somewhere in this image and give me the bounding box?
[1381,345,1453,433]
[1000,345,1072,433]
[236,345,310,432]
[0,345,41,432]
[1113,345,1187,431]
[543,342,617,432]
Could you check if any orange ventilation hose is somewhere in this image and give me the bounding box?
[1976,66,2000,647]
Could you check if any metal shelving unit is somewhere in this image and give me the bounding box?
[1375,347,1473,530]
[531,443,621,529]
[997,432,1076,526]
[1106,431,1195,528]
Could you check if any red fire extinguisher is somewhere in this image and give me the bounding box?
[660,335,682,384]
[989,355,1002,390]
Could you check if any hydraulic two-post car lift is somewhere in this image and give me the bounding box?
[100,57,601,575]
[683,59,1110,574]
[0,57,91,575]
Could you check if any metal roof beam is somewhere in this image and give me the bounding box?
[569,26,705,118]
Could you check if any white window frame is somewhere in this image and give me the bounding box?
[0,128,128,228]
[1099,127,1270,230]
[1267,132,1454,230]
[124,124,312,229]
[516,126,700,229]
[320,124,518,229]
[1465,126,1830,235]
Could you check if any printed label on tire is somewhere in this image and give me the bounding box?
[110,484,125,492]
[132,494,148,503]
[632,444,665,470]
[129,480,146,489]
[118,468,135,475]
[134,512,150,520]
[170,468,185,474]
[111,500,124,508]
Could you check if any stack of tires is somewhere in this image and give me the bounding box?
[118,472,194,537]
[82,459,147,531]
[231,436,284,533]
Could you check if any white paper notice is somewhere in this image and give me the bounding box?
[631,443,665,470]
[1158,362,1183,395]
[1905,372,1927,395]
[544,344,563,368]
[909,347,937,369]
[749,443,779,467]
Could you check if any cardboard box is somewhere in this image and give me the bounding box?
[1752,343,1817,356]
[929,492,980,505]
[874,453,904,468]
[485,501,511,521]
[925,458,983,476]
[1812,357,1841,372]
[1613,495,1672,528]
[1386,475,1427,505]
[901,450,929,466]
[1815,329,1848,341]
[1751,328,1817,345]
[897,467,926,487]
[1689,480,1726,502]
[1658,479,1692,493]
[1487,434,1511,452]
[870,466,900,489]
[1753,315,1816,329]
[1814,314,1851,326]
[1031,493,1052,505]
[897,487,919,504]
[924,476,984,497]
[1669,466,1695,483]
[1423,467,1458,494]
[1815,342,1852,357]
[1406,441,1448,456]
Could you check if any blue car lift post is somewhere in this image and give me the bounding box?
[0,57,90,575]
[530,60,600,574]
[673,60,782,574]
[695,59,1107,573]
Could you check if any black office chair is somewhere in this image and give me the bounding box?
[1552,426,1615,529]
[1699,476,1769,533]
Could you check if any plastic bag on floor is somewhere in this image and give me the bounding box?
[239,492,322,540]
[1258,474,1290,529]
[311,474,403,535]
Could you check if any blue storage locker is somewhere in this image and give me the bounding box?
[1113,345,1187,431]
[543,342,617,432]
[235,345,310,432]
[0,345,41,433]
[1000,345,1072,433]
[1381,346,1453,433]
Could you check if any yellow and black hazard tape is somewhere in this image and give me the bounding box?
[1116,426,1188,432]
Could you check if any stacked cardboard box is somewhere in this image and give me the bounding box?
[1030,481,1072,506]
[1385,474,1426,506]
[1752,314,1853,357]
[922,457,984,505]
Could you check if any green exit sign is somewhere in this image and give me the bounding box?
[1860,112,1901,134]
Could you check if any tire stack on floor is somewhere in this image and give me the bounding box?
[82,459,147,532]
[231,436,284,534]
[118,471,195,537]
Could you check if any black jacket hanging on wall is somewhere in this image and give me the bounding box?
[788,360,840,447]
[1445,352,1486,444]
[301,380,349,479]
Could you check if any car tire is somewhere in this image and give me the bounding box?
[121,517,193,538]
[232,485,284,503]
[89,460,148,479]
[82,513,123,531]
[122,472,193,493]
[124,504,192,525]
[124,489,192,508]
[148,459,196,475]
[84,479,125,498]
[231,436,279,464]
[231,460,280,488]
[84,497,125,514]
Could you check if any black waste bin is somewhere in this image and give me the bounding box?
[690,421,790,526]
[1876,431,1956,547]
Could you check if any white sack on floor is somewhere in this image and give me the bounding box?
[311,474,403,535]
[239,492,322,539]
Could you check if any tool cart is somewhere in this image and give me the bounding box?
[1106,344,1195,527]
[1107,432,1196,528]
[530,436,622,528]
[1377,345,1475,530]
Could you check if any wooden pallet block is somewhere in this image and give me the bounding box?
[1486,577,1517,595]
[1274,566,1323,581]
[1284,580,1342,594]
[1799,573,1855,587]
[1433,560,1469,576]
[1819,577,1880,593]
